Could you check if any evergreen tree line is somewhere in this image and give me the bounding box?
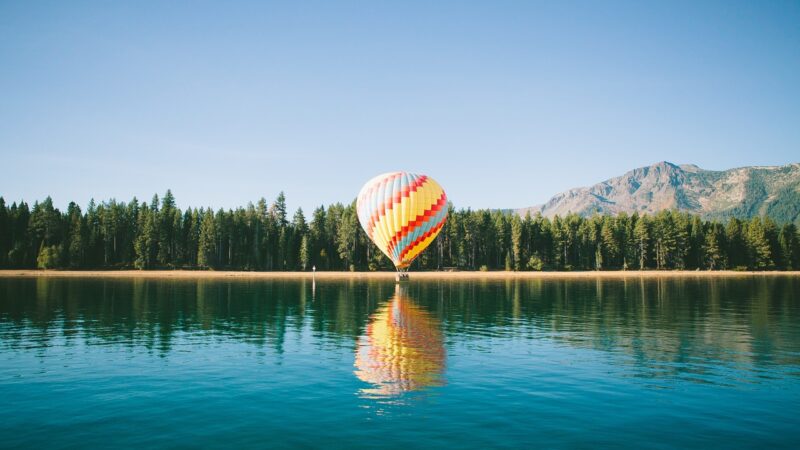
[1,190,798,271]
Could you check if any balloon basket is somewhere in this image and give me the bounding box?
[395,272,409,283]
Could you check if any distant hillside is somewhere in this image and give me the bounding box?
[517,161,800,223]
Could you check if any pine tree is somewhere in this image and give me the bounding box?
[171,209,183,264]
[652,211,682,269]
[123,198,139,266]
[763,216,782,269]
[779,223,799,270]
[600,218,619,269]
[132,195,160,270]
[672,212,690,269]
[704,223,726,270]
[289,208,308,270]
[66,202,85,268]
[336,202,358,271]
[254,198,268,269]
[133,207,153,270]
[197,209,217,269]
[7,201,32,267]
[100,201,119,266]
[158,189,177,266]
[537,215,554,269]
[580,217,599,270]
[634,215,652,269]
[688,215,705,269]
[187,208,201,266]
[28,197,62,259]
[551,216,567,269]
[493,212,509,269]
[214,208,228,267]
[463,210,479,269]
[746,217,773,270]
[271,192,288,227]
[726,218,747,269]
[447,207,464,267]
[510,214,522,270]
[622,213,638,270]
[564,214,582,269]
[299,235,310,271]
[310,206,327,270]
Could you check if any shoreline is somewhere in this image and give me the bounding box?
[1,269,798,280]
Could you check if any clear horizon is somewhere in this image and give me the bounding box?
[2,1,799,214]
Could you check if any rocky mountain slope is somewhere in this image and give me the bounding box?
[516,161,800,223]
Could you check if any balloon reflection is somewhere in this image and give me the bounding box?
[354,285,446,398]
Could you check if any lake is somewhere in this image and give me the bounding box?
[1,276,799,448]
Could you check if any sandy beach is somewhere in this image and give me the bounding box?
[1,269,798,280]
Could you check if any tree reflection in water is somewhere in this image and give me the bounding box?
[1,276,798,386]
[354,284,445,399]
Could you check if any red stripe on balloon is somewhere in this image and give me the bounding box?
[398,215,447,261]
[386,191,447,257]
[366,175,429,236]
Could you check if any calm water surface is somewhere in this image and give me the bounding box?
[1,276,799,448]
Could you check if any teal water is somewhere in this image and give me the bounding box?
[1,276,799,449]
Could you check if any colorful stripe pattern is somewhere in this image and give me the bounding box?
[356,172,448,270]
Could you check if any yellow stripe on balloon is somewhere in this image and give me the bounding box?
[397,231,439,268]
[369,178,442,253]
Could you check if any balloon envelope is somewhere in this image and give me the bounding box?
[356,172,448,270]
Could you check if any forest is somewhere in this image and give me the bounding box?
[0,190,798,272]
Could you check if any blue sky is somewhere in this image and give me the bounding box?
[1,0,798,213]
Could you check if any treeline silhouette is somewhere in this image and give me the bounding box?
[0,190,798,271]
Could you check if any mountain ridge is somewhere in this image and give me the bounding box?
[516,161,800,223]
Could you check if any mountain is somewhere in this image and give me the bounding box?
[516,161,800,223]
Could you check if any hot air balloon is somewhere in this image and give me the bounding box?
[356,172,447,279]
